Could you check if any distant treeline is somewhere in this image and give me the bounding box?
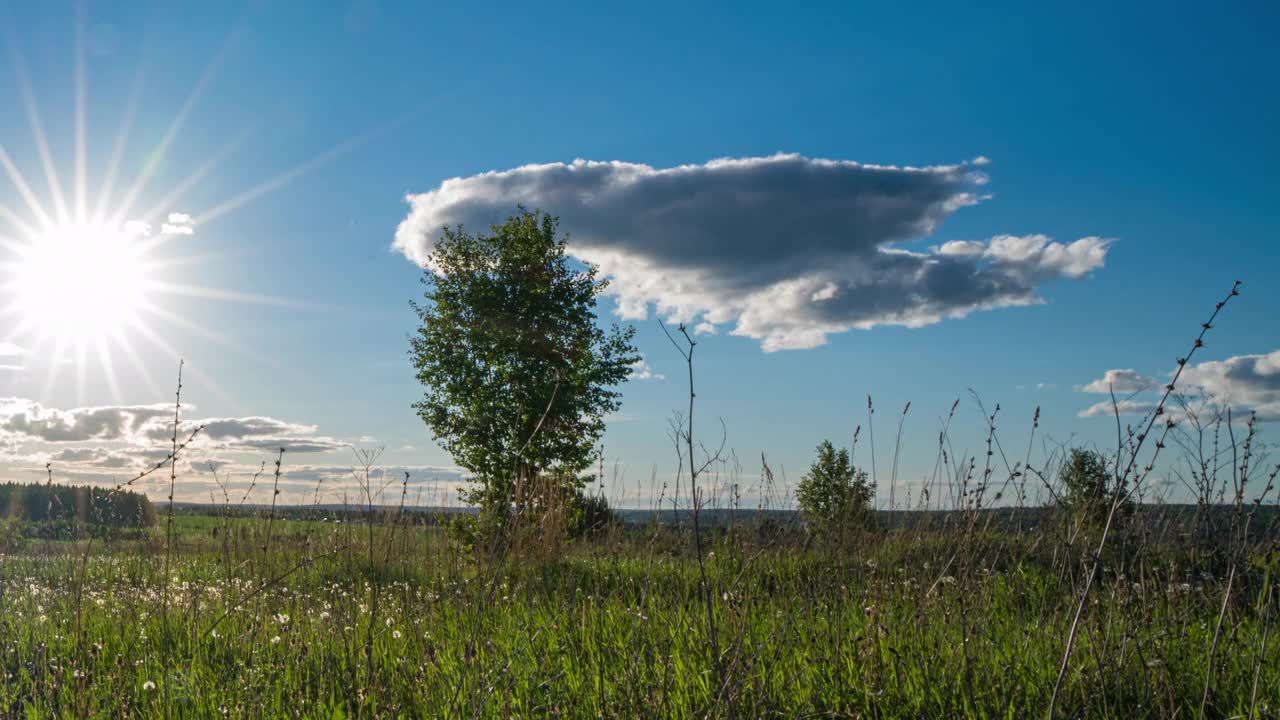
[0,482,157,528]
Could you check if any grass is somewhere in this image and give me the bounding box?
[0,508,1276,718]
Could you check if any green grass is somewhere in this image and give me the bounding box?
[1,510,1276,718]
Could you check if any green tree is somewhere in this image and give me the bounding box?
[795,440,874,532]
[410,209,638,531]
[1059,447,1130,524]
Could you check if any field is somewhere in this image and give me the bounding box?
[1,500,1277,718]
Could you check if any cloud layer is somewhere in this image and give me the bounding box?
[1078,349,1280,421]
[1181,350,1280,421]
[394,155,1110,350]
[1077,368,1157,395]
[0,399,345,456]
[0,398,467,504]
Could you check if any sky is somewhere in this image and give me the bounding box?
[0,0,1277,508]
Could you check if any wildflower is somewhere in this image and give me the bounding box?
[275,613,290,625]
[319,611,330,621]
[142,680,156,692]
[392,630,402,639]
[270,635,281,645]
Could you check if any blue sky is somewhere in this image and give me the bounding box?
[0,0,1276,506]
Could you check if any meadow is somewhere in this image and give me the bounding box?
[1,486,1277,718]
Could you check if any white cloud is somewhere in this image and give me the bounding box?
[0,399,175,443]
[393,154,1109,351]
[0,400,345,453]
[628,356,664,381]
[1078,368,1157,394]
[1077,350,1280,422]
[1181,349,1280,421]
[161,212,195,236]
[1078,398,1159,418]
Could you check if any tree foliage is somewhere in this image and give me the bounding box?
[1059,447,1130,524]
[0,482,157,528]
[410,209,638,521]
[795,440,874,532]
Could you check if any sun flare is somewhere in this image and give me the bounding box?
[7,222,152,342]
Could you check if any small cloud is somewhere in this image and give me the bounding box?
[629,356,664,381]
[161,212,195,236]
[1078,398,1159,418]
[1077,368,1157,395]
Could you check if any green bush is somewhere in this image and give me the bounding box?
[795,440,874,534]
[1059,448,1131,525]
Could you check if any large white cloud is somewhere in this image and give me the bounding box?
[1181,350,1280,421]
[393,154,1110,350]
[1078,350,1280,421]
[0,398,174,442]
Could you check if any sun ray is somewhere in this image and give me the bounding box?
[94,335,123,405]
[75,340,88,406]
[74,1,88,222]
[0,233,30,256]
[0,148,57,232]
[5,32,72,226]
[174,358,244,416]
[194,107,422,226]
[130,319,246,413]
[147,281,332,310]
[111,327,164,401]
[0,306,35,341]
[40,335,70,403]
[127,320,181,369]
[136,120,261,238]
[0,205,40,240]
[109,28,241,228]
[92,67,146,225]
[136,301,272,366]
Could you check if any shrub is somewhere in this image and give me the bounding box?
[1059,448,1131,525]
[796,440,874,534]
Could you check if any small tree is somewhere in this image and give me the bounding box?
[1059,447,1130,524]
[410,209,638,539]
[796,440,874,533]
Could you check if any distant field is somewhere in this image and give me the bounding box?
[1,501,1277,718]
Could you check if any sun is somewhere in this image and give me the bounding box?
[7,221,152,343]
[0,8,398,405]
